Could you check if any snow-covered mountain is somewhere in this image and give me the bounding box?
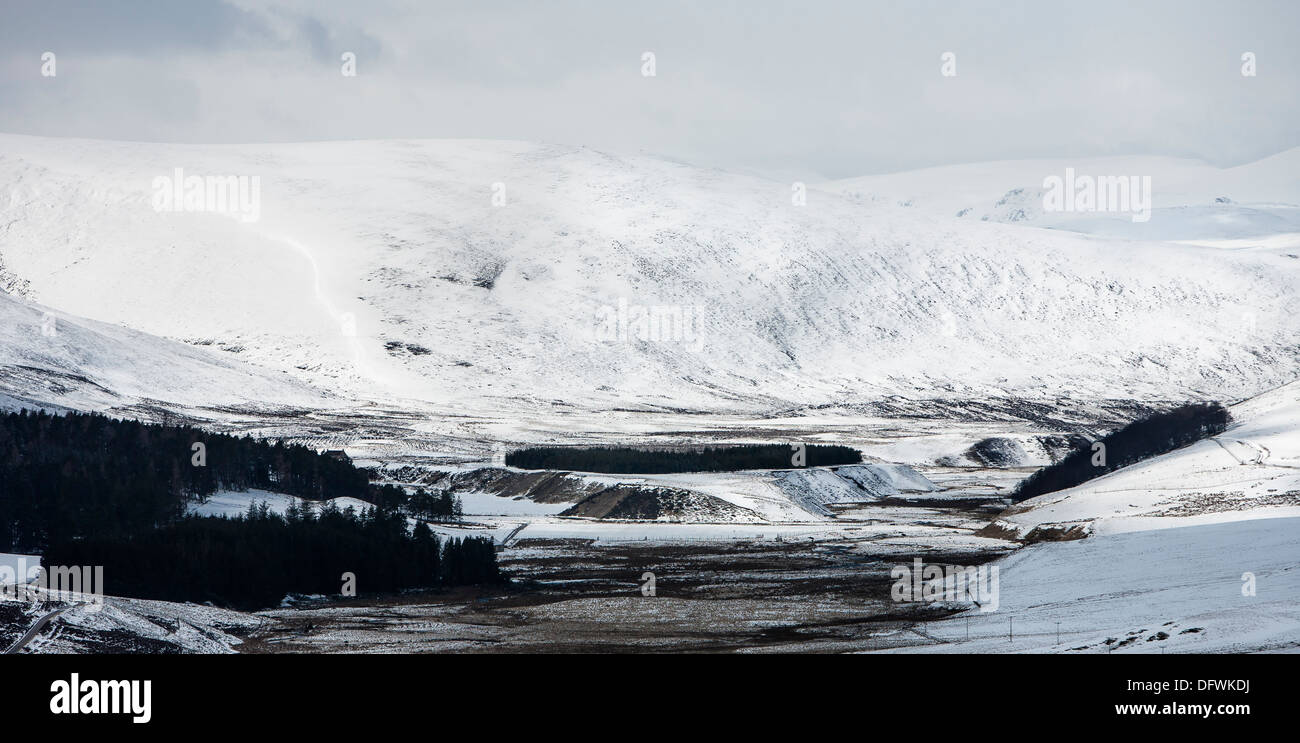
[830,149,1300,244]
[1,134,1298,419]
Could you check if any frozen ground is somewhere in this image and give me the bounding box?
[11,458,1297,653]
[885,516,1300,654]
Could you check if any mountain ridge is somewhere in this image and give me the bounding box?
[2,134,1297,419]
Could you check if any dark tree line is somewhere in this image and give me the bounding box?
[406,487,464,522]
[0,409,376,551]
[1012,402,1232,502]
[45,502,500,610]
[0,409,497,607]
[505,443,862,474]
[370,484,463,522]
[0,409,472,551]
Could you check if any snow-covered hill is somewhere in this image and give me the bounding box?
[403,462,939,523]
[0,289,337,416]
[987,380,1300,539]
[830,149,1300,245]
[1,134,1298,418]
[879,379,1300,655]
[890,516,1300,654]
[883,377,1300,653]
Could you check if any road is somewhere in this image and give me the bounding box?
[499,523,528,547]
[3,604,77,654]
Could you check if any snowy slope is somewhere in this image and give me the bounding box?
[1,134,1298,420]
[988,380,1300,539]
[622,463,938,521]
[7,584,260,654]
[416,463,937,523]
[0,289,338,415]
[884,379,1300,654]
[830,149,1300,245]
[835,463,939,494]
[889,516,1300,654]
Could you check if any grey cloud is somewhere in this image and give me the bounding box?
[0,0,1296,178]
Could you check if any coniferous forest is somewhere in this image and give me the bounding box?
[1012,402,1232,501]
[506,443,863,474]
[46,504,500,610]
[0,409,500,608]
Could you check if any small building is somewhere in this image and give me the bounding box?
[322,449,352,465]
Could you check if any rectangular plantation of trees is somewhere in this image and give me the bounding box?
[505,443,863,474]
[1012,402,1232,502]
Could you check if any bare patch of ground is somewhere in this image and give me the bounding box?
[241,532,1013,653]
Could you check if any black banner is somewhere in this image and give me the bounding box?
[3,653,1283,731]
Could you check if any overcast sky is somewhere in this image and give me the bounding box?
[1,0,1296,178]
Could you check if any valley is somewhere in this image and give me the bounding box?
[2,135,1298,654]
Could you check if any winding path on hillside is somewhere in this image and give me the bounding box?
[3,604,78,654]
[1213,436,1300,469]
